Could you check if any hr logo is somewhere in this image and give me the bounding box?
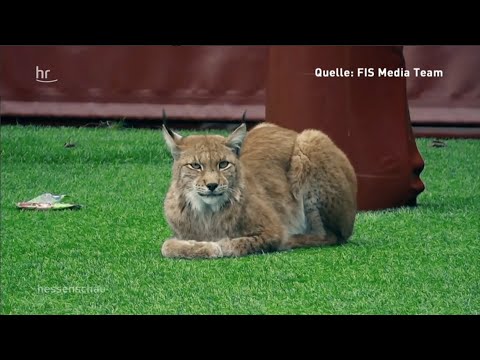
[35,65,58,83]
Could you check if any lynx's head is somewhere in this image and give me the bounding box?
[163,122,247,212]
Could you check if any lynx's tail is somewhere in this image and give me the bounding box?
[285,129,357,248]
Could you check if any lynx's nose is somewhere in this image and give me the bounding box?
[206,183,218,192]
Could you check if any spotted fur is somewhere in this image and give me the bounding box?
[161,122,357,259]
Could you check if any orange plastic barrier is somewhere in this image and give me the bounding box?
[266,46,425,211]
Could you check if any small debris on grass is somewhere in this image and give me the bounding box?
[430,139,447,148]
[16,193,82,210]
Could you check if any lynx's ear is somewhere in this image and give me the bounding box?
[226,123,247,156]
[162,125,183,160]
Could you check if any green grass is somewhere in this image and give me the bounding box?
[1,125,479,315]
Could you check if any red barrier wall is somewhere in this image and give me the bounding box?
[2,45,479,128]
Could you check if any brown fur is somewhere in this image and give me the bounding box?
[161,122,357,259]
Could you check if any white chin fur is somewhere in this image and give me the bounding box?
[186,191,227,212]
[200,196,223,205]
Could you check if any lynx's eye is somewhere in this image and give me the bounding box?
[218,161,231,170]
[187,163,202,170]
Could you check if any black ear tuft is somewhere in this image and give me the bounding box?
[162,109,167,123]
[242,110,247,124]
[162,111,183,160]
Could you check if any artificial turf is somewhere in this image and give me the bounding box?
[1,124,478,314]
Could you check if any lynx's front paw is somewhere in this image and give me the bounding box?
[161,239,223,259]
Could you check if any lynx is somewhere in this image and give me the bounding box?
[161,120,357,259]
